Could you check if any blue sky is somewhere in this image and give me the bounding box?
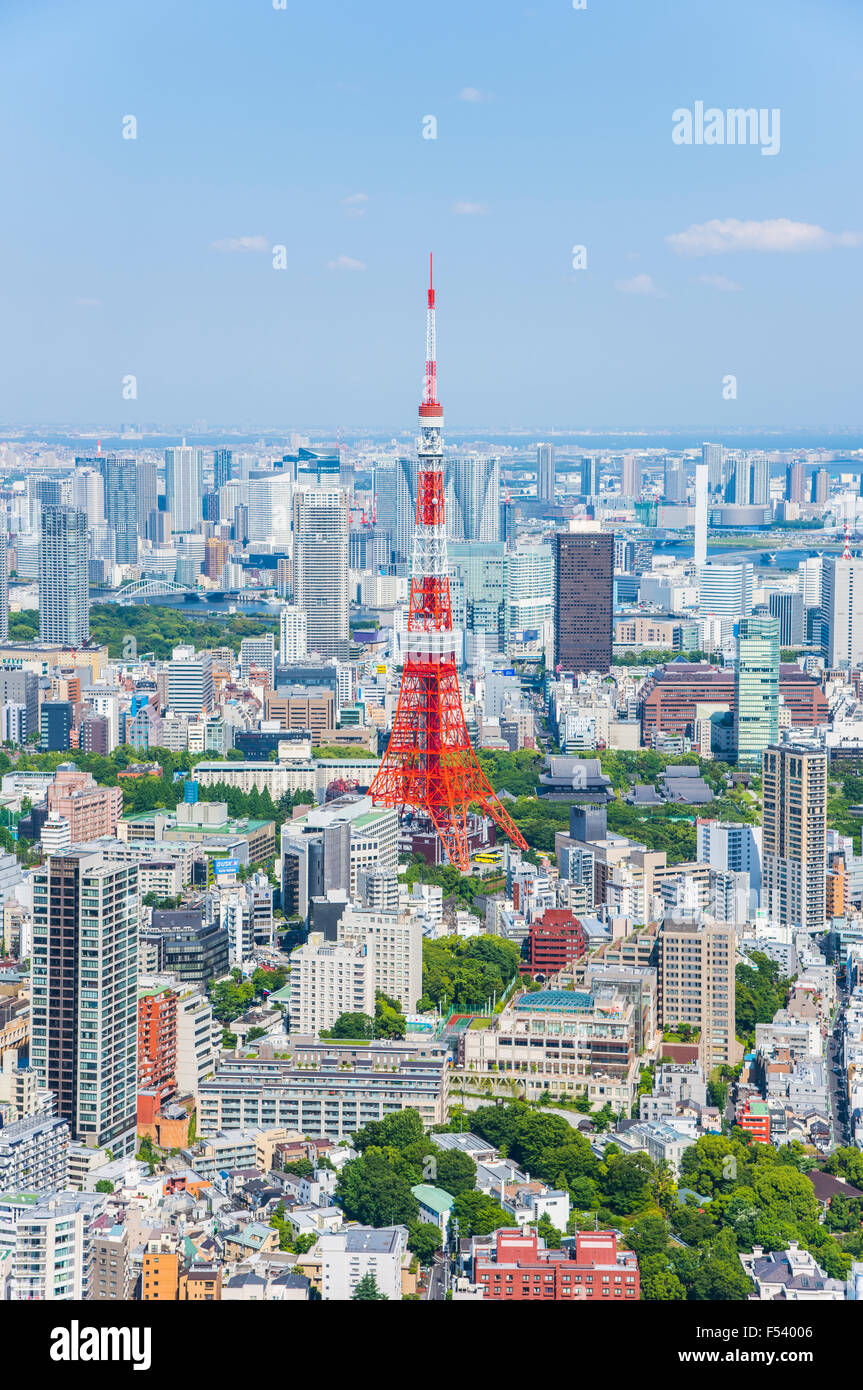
[1,0,861,430]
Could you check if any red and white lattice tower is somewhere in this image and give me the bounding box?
[369,257,529,871]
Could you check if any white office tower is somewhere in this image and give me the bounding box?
[799,556,823,609]
[279,605,308,664]
[0,530,7,641]
[697,820,762,908]
[289,931,374,1034]
[38,505,90,646]
[239,633,275,687]
[165,446,203,533]
[167,646,214,715]
[693,461,708,567]
[248,474,293,545]
[292,486,350,659]
[71,467,105,527]
[820,556,863,668]
[698,562,753,620]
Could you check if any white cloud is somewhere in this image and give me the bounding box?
[696,273,741,292]
[342,193,368,219]
[667,218,863,256]
[327,255,366,271]
[210,235,269,253]
[459,87,486,103]
[615,273,665,297]
[451,201,488,216]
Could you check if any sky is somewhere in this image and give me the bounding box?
[1,0,862,431]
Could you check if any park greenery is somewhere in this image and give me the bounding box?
[90,603,280,660]
[735,952,793,1046]
[419,935,521,1014]
[208,966,287,1025]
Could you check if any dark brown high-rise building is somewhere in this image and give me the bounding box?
[554,530,614,674]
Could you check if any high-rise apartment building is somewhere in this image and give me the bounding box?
[735,616,779,768]
[657,918,740,1072]
[214,449,233,490]
[785,462,806,503]
[537,443,556,501]
[289,932,374,1035]
[620,453,640,499]
[820,556,863,668]
[292,487,349,660]
[811,468,829,505]
[39,505,89,646]
[31,851,139,1157]
[279,604,308,664]
[165,446,203,533]
[663,458,686,503]
[0,1192,106,1300]
[702,442,724,493]
[580,455,600,499]
[98,455,139,563]
[554,530,614,674]
[762,744,827,932]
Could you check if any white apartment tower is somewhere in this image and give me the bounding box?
[292,487,350,660]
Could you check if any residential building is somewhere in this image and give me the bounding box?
[821,556,863,668]
[0,1192,106,1300]
[289,932,374,1035]
[657,918,740,1073]
[319,1225,408,1301]
[0,1115,70,1196]
[279,605,308,664]
[292,486,349,659]
[537,443,556,501]
[38,505,89,646]
[45,765,123,840]
[165,446,203,533]
[762,744,827,933]
[31,851,139,1157]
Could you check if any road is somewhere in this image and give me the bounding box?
[425,1252,446,1301]
[828,994,849,1148]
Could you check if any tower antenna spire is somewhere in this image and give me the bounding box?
[369,258,528,871]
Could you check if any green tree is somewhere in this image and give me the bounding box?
[451,1191,511,1237]
[351,1272,388,1300]
[407,1222,443,1263]
[335,1150,420,1228]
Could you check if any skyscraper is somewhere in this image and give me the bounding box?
[135,459,158,535]
[762,744,827,932]
[580,455,600,499]
[698,563,753,620]
[735,616,779,768]
[786,462,806,503]
[620,453,640,500]
[0,530,7,642]
[750,455,769,506]
[724,455,752,506]
[99,455,139,564]
[393,455,500,567]
[165,446,203,533]
[768,590,804,647]
[537,443,556,501]
[30,850,139,1158]
[702,442,724,493]
[693,461,708,567]
[292,486,350,659]
[214,448,233,490]
[811,468,829,505]
[663,457,686,503]
[39,505,89,646]
[553,530,614,674]
[820,556,863,667]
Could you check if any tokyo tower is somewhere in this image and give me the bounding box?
[369,257,529,872]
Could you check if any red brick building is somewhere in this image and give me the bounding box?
[137,987,177,1121]
[641,661,826,744]
[472,1228,639,1301]
[519,908,587,977]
